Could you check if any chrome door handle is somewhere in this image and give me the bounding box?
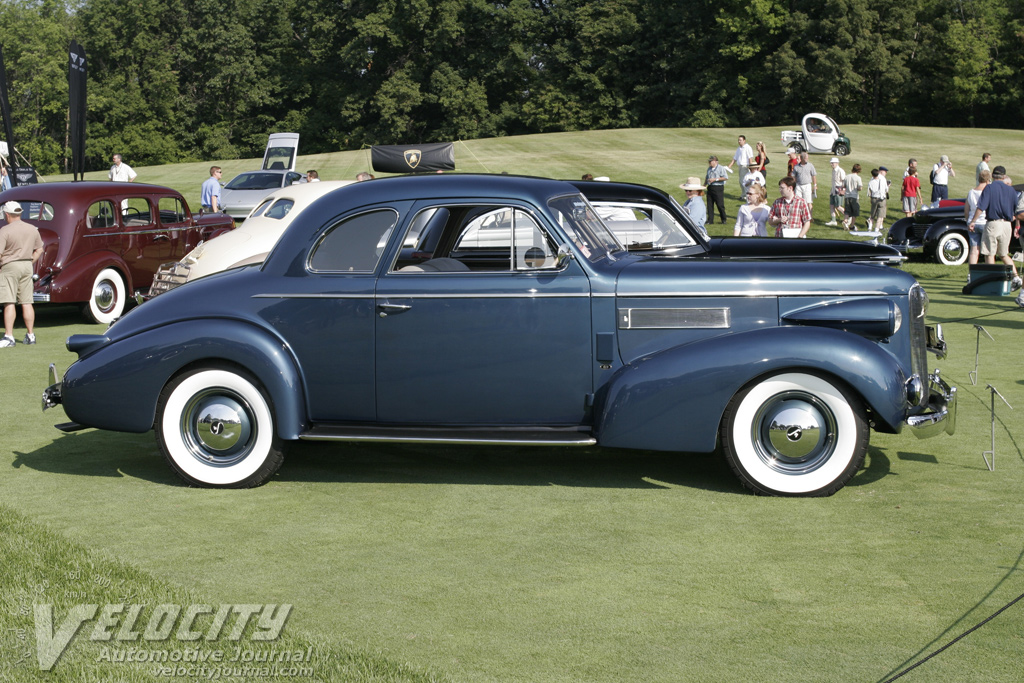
[378,303,412,317]
[153,234,169,241]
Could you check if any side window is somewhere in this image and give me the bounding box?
[309,209,398,272]
[122,197,153,226]
[158,197,187,224]
[264,199,294,220]
[87,200,117,229]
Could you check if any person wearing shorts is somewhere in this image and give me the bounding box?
[901,168,922,217]
[792,152,817,211]
[842,164,863,230]
[970,166,1023,290]
[0,201,44,347]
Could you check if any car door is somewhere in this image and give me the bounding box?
[374,201,593,425]
[120,195,173,287]
[157,195,198,255]
[803,116,835,154]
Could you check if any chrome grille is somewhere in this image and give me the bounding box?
[149,262,191,297]
[909,284,928,381]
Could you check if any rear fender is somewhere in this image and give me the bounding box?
[45,251,133,303]
[60,319,306,439]
[595,326,907,453]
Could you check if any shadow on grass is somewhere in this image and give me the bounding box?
[847,446,893,487]
[876,545,1024,683]
[12,429,747,494]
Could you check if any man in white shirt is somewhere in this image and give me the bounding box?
[108,154,137,183]
[867,167,891,232]
[929,155,954,202]
[727,135,755,171]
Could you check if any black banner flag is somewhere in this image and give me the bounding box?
[0,45,17,185]
[69,40,88,181]
[371,142,455,174]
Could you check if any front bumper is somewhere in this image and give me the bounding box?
[148,261,191,297]
[906,370,957,438]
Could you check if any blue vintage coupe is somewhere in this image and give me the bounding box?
[42,174,956,496]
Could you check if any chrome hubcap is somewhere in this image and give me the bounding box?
[941,239,964,263]
[94,281,115,312]
[181,390,254,466]
[753,392,837,474]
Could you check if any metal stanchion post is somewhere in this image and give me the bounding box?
[970,324,993,386]
[983,384,1013,472]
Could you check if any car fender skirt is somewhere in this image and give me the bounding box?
[60,320,306,438]
[595,326,907,453]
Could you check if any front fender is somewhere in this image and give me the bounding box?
[60,319,306,439]
[887,217,915,246]
[922,220,968,251]
[595,326,908,453]
[47,251,132,303]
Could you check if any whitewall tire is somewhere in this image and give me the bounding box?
[721,372,868,496]
[156,366,284,487]
[86,268,126,324]
[935,232,969,266]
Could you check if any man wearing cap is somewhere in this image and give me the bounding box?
[930,155,954,202]
[704,155,728,224]
[0,201,44,347]
[826,157,846,226]
[969,165,1023,292]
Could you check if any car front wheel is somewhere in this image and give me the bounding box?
[935,231,969,266]
[86,268,126,324]
[156,366,284,487]
[720,372,868,496]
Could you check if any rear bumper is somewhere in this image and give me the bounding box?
[906,371,956,438]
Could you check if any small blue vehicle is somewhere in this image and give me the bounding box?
[43,174,956,496]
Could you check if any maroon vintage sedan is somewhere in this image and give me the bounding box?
[0,182,234,323]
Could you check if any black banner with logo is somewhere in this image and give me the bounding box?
[69,40,88,181]
[371,142,455,173]
[0,45,16,185]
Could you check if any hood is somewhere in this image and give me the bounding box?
[705,237,903,263]
[617,255,918,298]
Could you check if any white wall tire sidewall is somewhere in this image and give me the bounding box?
[936,233,968,266]
[730,373,858,495]
[89,268,126,324]
[161,370,275,486]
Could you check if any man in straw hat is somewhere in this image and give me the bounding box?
[679,177,708,236]
[0,200,44,347]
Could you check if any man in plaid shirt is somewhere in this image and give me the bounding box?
[768,176,812,238]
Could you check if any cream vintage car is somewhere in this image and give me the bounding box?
[149,180,354,295]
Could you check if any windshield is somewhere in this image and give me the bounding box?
[225,172,285,191]
[594,200,699,250]
[547,194,624,262]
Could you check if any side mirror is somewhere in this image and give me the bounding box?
[556,243,574,268]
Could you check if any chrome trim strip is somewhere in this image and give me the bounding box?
[619,307,730,329]
[254,292,591,299]
[615,290,886,297]
[299,433,597,446]
[33,293,51,302]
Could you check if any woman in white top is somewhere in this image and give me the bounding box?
[734,183,770,237]
[964,169,990,265]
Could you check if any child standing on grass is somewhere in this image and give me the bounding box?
[902,167,922,218]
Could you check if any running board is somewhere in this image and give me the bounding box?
[299,425,596,446]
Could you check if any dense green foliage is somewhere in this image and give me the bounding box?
[2,0,1022,173]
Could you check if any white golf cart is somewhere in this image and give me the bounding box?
[781,113,851,156]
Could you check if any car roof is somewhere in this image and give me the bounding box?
[315,173,579,207]
[0,181,184,202]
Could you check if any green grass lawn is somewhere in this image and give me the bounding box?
[5,127,1024,682]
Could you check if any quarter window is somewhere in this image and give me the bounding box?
[309,209,398,272]
[87,200,117,229]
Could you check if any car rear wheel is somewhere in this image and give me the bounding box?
[720,372,868,496]
[788,143,805,155]
[935,232,969,266]
[85,268,126,324]
[156,366,284,487]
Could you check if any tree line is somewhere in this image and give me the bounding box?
[2,0,1021,175]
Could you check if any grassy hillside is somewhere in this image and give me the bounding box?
[45,125,1024,236]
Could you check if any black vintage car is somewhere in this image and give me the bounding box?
[887,185,1023,266]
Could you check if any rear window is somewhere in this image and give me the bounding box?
[8,201,54,221]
